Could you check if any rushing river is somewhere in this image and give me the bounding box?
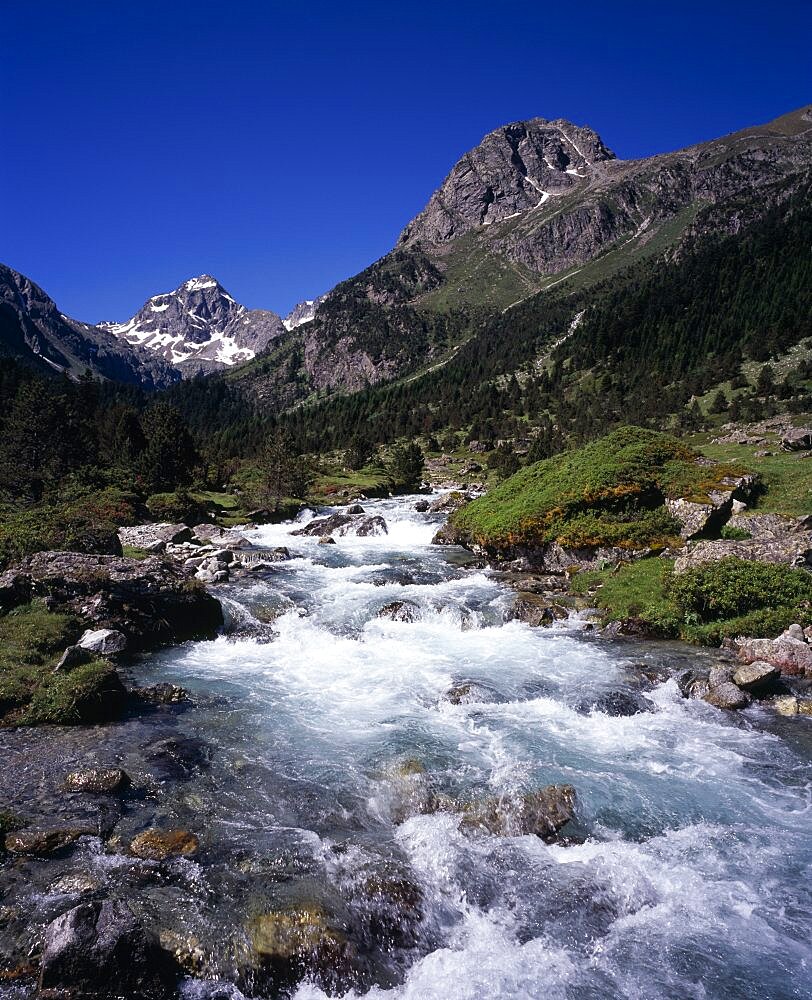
[1,495,811,999]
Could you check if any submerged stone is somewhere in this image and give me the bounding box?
[459,785,577,841]
[64,768,130,794]
[130,828,199,861]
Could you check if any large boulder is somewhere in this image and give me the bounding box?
[674,530,812,573]
[730,624,812,677]
[732,660,781,691]
[511,591,568,627]
[118,523,192,549]
[292,513,388,538]
[780,428,812,451]
[665,498,726,540]
[459,785,576,841]
[376,600,421,623]
[77,628,127,656]
[0,552,223,650]
[39,900,179,998]
[191,523,249,549]
[428,491,473,515]
[247,904,355,994]
[703,682,750,710]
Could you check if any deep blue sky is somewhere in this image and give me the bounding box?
[2,1,809,321]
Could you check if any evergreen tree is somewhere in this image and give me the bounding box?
[387,441,424,491]
[138,402,198,493]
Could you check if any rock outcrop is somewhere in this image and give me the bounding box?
[0,551,223,650]
[292,513,388,538]
[39,900,179,998]
[730,624,812,677]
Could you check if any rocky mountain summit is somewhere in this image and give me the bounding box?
[100,275,285,376]
[0,264,179,388]
[399,118,616,245]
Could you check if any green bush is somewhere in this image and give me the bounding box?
[669,557,812,622]
[146,490,208,525]
[720,525,752,541]
[0,488,139,568]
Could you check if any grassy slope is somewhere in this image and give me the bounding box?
[0,603,121,725]
[450,427,746,549]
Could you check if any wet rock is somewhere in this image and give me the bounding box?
[0,551,223,651]
[708,665,735,688]
[48,874,101,897]
[443,681,503,705]
[77,628,127,656]
[674,668,709,699]
[381,759,438,824]
[119,522,193,548]
[145,736,210,781]
[346,504,366,515]
[130,829,200,861]
[192,523,248,548]
[5,828,89,856]
[704,682,750,710]
[731,625,812,677]
[318,536,336,545]
[293,513,388,538]
[772,695,812,716]
[39,900,179,999]
[376,600,421,623]
[732,660,781,691]
[575,690,655,716]
[413,500,430,513]
[354,873,424,949]
[511,592,568,627]
[64,768,130,794]
[428,491,472,514]
[459,785,577,841]
[135,682,190,705]
[248,904,355,993]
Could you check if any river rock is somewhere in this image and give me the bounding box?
[355,872,425,949]
[772,695,812,716]
[346,504,366,515]
[293,513,388,538]
[0,551,223,651]
[192,523,249,548]
[732,660,780,691]
[459,785,577,841]
[511,592,567,627]
[248,904,355,992]
[39,900,179,999]
[703,682,750,710]
[130,828,199,861]
[77,628,127,656]
[4,827,89,856]
[54,644,94,672]
[318,536,336,544]
[413,499,430,512]
[134,682,190,705]
[575,690,655,716]
[377,600,421,623]
[64,769,130,794]
[428,491,472,514]
[731,625,812,677]
[119,522,193,548]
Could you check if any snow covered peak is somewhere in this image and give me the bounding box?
[100,274,284,375]
[283,294,327,330]
[183,275,220,292]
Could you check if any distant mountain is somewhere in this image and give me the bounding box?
[228,106,812,408]
[0,264,179,388]
[283,294,328,331]
[100,275,285,376]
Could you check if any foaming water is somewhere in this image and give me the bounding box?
[16,495,810,1000]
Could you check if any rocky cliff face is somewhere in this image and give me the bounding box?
[100,275,285,376]
[399,118,616,245]
[0,264,179,388]
[283,294,328,330]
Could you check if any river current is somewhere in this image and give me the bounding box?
[1,495,810,999]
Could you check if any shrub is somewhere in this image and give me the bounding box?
[669,557,812,623]
[146,491,208,525]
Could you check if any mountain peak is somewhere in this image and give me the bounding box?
[101,275,283,373]
[400,116,615,246]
